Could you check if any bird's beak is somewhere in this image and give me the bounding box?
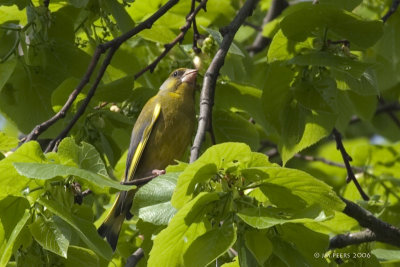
[181,69,198,85]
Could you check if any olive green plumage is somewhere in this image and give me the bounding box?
[98,68,197,251]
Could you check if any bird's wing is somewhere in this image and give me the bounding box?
[124,101,161,182]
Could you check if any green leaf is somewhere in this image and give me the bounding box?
[37,197,113,260]
[280,4,383,49]
[305,211,358,235]
[94,75,136,103]
[51,77,83,113]
[0,141,46,198]
[237,205,328,229]
[237,231,259,267]
[29,216,70,258]
[131,172,179,225]
[347,92,377,121]
[267,30,314,62]
[271,235,310,267]
[172,163,218,209]
[172,143,253,209]
[289,52,371,78]
[261,62,294,132]
[215,82,270,132]
[148,192,219,267]
[319,0,362,11]
[251,167,345,211]
[262,18,280,38]
[13,162,131,190]
[372,249,400,263]
[51,75,136,113]
[221,257,240,267]
[203,27,245,57]
[139,25,177,44]
[368,12,400,91]
[184,223,236,267]
[331,67,378,96]
[0,25,91,135]
[68,0,89,8]
[244,230,272,265]
[62,246,99,267]
[57,138,109,176]
[0,58,16,93]
[279,102,336,164]
[213,109,260,150]
[279,224,329,266]
[103,0,135,33]
[289,52,379,96]
[292,79,335,113]
[0,197,30,266]
[0,131,18,151]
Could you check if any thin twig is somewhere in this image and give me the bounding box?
[191,0,202,53]
[190,0,260,162]
[134,0,208,78]
[382,0,400,22]
[120,174,159,186]
[294,153,364,172]
[295,153,400,201]
[243,21,262,31]
[24,0,180,145]
[332,128,369,200]
[247,0,288,55]
[70,173,160,205]
[378,97,400,130]
[295,153,350,169]
[350,102,400,124]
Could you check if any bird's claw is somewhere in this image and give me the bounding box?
[152,169,166,176]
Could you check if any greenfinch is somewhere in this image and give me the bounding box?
[98,68,198,250]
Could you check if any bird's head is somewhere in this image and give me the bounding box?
[160,68,198,93]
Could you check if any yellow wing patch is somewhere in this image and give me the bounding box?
[126,102,161,181]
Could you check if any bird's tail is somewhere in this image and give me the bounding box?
[98,191,133,251]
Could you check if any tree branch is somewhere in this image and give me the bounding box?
[378,97,400,130]
[329,229,378,249]
[45,46,118,152]
[125,248,144,267]
[23,0,180,145]
[134,0,208,78]
[382,0,400,22]
[247,0,288,55]
[190,0,260,162]
[350,102,400,124]
[332,128,369,200]
[338,198,400,248]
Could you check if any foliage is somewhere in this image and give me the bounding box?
[0,0,400,266]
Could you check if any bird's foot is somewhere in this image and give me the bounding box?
[152,169,166,176]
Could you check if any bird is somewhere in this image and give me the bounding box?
[98,68,198,251]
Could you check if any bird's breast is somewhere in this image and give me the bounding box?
[134,94,195,178]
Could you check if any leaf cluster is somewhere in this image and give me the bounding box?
[1,0,400,266]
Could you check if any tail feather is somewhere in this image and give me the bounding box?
[98,213,125,251]
[98,193,130,251]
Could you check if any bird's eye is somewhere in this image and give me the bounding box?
[173,71,178,77]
